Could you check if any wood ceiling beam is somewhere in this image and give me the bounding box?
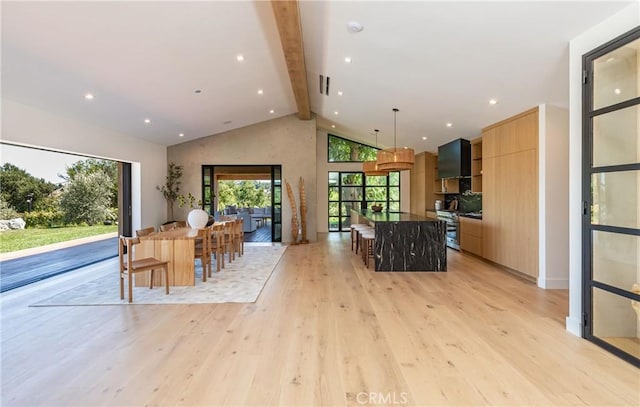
[271,0,311,120]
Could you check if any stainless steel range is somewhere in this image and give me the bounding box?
[436,210,460,250]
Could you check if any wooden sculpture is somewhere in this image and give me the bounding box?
[285,179,299,244]
[299,177,308,244]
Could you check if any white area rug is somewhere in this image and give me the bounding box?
[31,245,286,306]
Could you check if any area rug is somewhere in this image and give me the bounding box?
[31,244,287,306]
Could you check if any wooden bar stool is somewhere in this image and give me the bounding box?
[360,230,376,268]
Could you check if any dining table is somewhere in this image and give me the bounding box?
[135,227,200,287]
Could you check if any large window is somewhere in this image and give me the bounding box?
[328,134,378,162]
[328,171,400,231]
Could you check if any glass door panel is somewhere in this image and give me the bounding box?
[592,287,640,360]
[591,170,639,229]
[592,231,639,292]
[584,27,640,367]
[593,105,640,167]
[593,37,640,110]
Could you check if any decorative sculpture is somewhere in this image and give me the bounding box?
[285,180,299,245]
[299,177,308,244]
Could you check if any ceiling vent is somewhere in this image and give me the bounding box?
[319,74,330,96]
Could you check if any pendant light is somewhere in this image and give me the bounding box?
[376,108,415,171]
[363,129,389,176]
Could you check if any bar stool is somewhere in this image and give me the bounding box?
[352,224,372,254]
[360,230,376,268]
[350,224,369,252]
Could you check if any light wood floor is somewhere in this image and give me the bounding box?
[1,233,638,406]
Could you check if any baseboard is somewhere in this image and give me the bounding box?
[565,316,582,337]
[537,277,569,289]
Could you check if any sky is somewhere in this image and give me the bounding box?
[0,144,86,184]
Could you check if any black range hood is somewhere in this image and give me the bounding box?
[437,138,471,179]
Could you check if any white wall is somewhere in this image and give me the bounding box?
[538,104,570,289]
[315,129,411,234]
[1,99,167,232]
[567,2,640,336]
[167,114,317,243]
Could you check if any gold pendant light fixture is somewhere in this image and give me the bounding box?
[376,108,415,171]
[362,129,389,176]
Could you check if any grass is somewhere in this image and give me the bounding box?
[0,224,118,253]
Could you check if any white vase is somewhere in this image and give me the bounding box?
[187,209,209,229]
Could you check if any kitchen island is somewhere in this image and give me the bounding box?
[351,209,447,272]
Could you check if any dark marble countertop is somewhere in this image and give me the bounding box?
[355,210,436,223]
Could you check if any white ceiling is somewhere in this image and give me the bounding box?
[1,1,633,153]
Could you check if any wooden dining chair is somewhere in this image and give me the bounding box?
[159,222,177,232]
[135,226,155,237]
[194,226,211,282]
[233,218,244,257]
[209,223,225,273]
[118,236,169,303]
[223,221,235,263]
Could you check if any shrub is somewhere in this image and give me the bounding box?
[0,197,18,220]
[23,210,65,228]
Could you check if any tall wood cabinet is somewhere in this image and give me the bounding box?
[409,152,437,215]
[482,107,539,279]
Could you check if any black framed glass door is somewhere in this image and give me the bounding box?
[271,166,282,242]
[582,26,640,367]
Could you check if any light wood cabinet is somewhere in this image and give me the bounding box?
[482,107,539,279]
[460,216,482,256]
[409,151,437,215]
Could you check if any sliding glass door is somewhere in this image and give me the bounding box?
[582,27,640,367]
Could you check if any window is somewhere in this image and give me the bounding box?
[327,134,378,162]
[328,171,400,231]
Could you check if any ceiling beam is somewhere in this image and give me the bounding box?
[271,0,311,120]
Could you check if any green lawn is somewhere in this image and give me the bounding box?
[0,225,118,253]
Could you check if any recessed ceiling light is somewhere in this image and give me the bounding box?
[344,57,352,64]
[606,57,615,62]
[331,124,336,128]
[338,91,343,96]
[179,133,184,137]
[489,99,498,105]
[236,54,244,62]
[422,136,427,140]
[614,88,621,95]
[257,89,264,95]
[194,89,202,94]
[333,111,339,115]
[403,146,409,149]
[446,123,453,127]
[269,109,275,114]
[144,118,151,124]
[347,21,364,33]
[84,93,94,100]
[223,120,232,125]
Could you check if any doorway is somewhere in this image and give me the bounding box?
[582,27,640,367]
[202,165,281,242]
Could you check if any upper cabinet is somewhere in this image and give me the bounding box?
[437,138,471,179]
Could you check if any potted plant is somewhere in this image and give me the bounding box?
[156,162,183,222]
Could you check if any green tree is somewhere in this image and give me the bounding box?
[0,163,57,212]
[59,172,113,225]
[63,159,118,207]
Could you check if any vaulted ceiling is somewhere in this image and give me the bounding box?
[1,1,633,153]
